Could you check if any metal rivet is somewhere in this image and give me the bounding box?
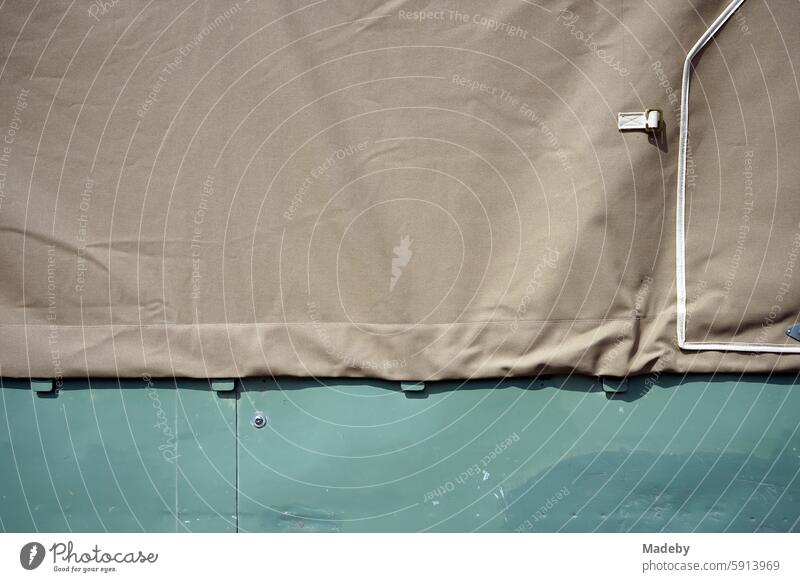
[251,412,267,429]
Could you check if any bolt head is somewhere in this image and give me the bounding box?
[251,412,267,429]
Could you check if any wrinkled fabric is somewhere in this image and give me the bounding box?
[0,0,798,380]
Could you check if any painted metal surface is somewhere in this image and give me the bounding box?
[238,375,800,532]
[2,375,799,532]
[0,378,236,532]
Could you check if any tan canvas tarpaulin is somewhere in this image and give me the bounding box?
[0,0,799,380]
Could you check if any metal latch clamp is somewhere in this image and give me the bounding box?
[618,109,662,132]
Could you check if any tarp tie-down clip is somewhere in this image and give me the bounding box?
[210,378,236,392]
[30,378,56,394]
[617,109,662,132]
[600,376,629,395]
[400,381,426,393]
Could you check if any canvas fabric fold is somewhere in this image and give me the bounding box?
[0,0,798,380]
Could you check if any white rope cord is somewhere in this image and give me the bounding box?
[675,0,800,353]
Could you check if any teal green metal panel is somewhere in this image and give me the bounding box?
[2,374,799,532]
[236,375,800,532]
[0,378,236,532]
